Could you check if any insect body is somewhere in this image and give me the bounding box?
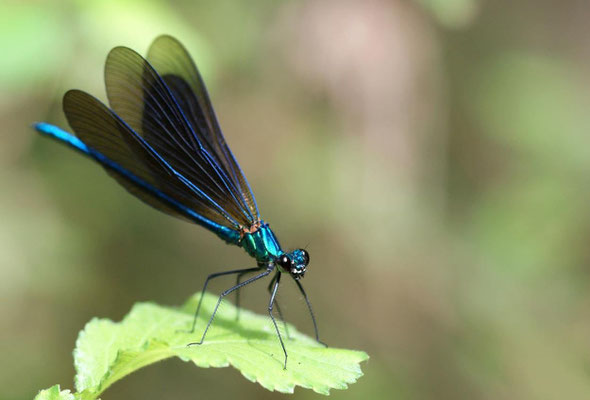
[35,35,325,369]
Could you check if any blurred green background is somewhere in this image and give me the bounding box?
[2,0,590,399]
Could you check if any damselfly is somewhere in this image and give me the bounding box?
[34,35,326,369]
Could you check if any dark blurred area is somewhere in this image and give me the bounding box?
[3,0,590,399]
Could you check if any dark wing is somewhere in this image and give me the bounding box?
[103,44,257,229]
[145,35,260,222]
[63,89,242,234]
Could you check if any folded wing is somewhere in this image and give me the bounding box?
[103,41,259,230]
[63,89,242,234]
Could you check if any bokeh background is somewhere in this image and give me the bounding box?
[2,0,590,399]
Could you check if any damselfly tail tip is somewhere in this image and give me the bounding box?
[33,122,52,134]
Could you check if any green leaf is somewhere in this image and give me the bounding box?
[40,292,368,398]
[34,385,75,400]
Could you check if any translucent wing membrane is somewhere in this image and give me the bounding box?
[62,90,180,219]
[62,90,241,231]
[103,44,258,230]
[146,35,260,221]
[58,36,265,238]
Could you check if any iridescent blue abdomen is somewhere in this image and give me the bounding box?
[240,222,283,262]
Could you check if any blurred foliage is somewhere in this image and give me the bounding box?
[35,385,74,400]
[3,0,590,399]
[418,0,480,28]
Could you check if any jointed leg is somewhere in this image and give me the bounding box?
[268,272,289,369]
[267,274,290,339]
[294,279,327,347]
[188,264,273,346]
[182,267,259,334]
[234,270,253,320]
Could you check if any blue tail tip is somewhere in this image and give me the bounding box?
[33,121,50,132]
[34,122,65,136]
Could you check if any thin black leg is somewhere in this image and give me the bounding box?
[181,267,259,334]
[234,270,253,321]
[294,279,327,347]
[268,272,288,369]
[267,274,290,339]
[188,264,273,346]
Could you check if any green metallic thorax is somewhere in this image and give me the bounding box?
[240,222,283,263]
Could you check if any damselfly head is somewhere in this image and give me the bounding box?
[276,249,310,280]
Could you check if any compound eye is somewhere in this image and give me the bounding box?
[277,255,290,269]
[301,249,310,266]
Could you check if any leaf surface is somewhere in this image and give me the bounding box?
[36,292,368,398]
